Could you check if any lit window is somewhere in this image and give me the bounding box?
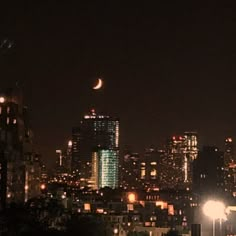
[7,107,10,114]
[0,97,5,103]
[13,119,17,124]
[150,169,157,176]
[141,169,145,179]
[0,106,1,114]
[7,117,9,124]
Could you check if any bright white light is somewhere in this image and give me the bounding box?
[0,97,5,103]
[68,140,72,147]
[203,200,227,220]
[113,228,118,234]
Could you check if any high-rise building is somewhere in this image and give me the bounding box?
[72,109,119,189]
[160,132,198,190]
[0,87,25,207]
[193,146,224,194]
[120,150,140,190]
[54,140,73,183]
[0,86,39,208]
[140,148,163,190]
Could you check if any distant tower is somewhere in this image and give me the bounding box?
[183,132,198,185]
[160,132,198,190]
[54,140,73,181]
[72,109,119,189]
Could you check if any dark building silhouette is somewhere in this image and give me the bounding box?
[140,148,163,190]
[193,146,224,195]
[120,150,140,190]
[0,86,40,209]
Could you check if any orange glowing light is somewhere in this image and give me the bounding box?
[156,201,168,209]
[40,184,46,190]
[128,193,136,203]
[84,203,91,211]
[168,204,174,215]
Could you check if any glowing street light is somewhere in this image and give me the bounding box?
[203,200,227,236]
[113,228,118,235]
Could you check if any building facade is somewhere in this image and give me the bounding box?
[140,148,163,190]
[223,138,236,196]
[120,151,140,190]
[193,146,224,194]
[72,109,119,189]
[0,87,40,208]
[160,132,198,190]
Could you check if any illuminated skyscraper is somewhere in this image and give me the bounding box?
[72,109,119,189]
[54,140,73,183]
[160,132,198,190]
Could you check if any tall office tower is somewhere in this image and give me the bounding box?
[120,150,140,190]
[183,132,198,185]
[160,132,198,190]
[72,109,119,189]
[193,146,224,195]
[162,136,185,190]
[0,87,26,207]
[0,86,38,208]
[66,140,73,174]
[140,148,163,190]
[223,138,236,196]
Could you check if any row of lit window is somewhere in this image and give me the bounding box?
[0,106,12,114]
[4,117,17,125]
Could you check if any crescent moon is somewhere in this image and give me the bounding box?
[93,78,103,90]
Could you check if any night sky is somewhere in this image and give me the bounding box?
[1,2,236,166]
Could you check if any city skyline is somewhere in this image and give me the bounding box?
[2,2,236,235]
[1,2,236,165]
